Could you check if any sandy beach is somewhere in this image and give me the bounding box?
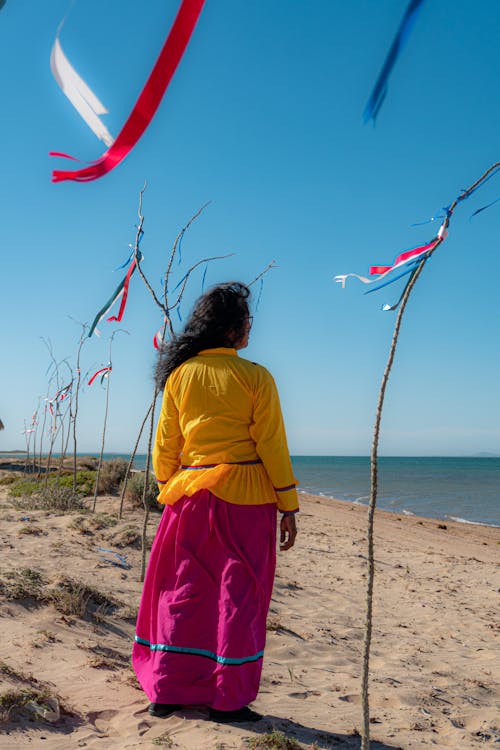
[0,464,498,749]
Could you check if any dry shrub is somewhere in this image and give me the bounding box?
[68,512,117,535]
[13,486,84,512]
[0,687,53,722]
[18,525,46,537]
[46,577,116,619]
[0,475,17,485]
[124,472,161,511]
[247,732,302,750]
[107,524,141,549]
[0,568,46,602]
[77,456,99,470]
[86,644,129,670]
[98,458,129,494]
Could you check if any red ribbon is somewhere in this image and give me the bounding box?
[88,367,112,386]
[369,239,438,276]
[107,258,138,323]
[51,0,205,183]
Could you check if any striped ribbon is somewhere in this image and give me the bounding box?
[88,366,112,386]
[88,254,142,338]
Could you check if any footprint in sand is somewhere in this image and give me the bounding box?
[86,708,119,734]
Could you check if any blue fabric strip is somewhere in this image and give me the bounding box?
[364,257,423,295]
[470,196,500,220]
[363,0,425,124]
[134,635,264,665]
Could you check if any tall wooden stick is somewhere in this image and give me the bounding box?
[360,161,500,750]
[118,401,153,520]
[92,329,128,512]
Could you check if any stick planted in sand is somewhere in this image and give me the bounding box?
[361,160,500,750]
[92,329,128,513]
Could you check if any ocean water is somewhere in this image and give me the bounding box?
[9,452,497,527]
[290,456,500,527]
[120,454,499,527]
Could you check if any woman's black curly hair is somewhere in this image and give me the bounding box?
[155,281,251,389]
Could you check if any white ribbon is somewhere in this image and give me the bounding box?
[50,35,114,147]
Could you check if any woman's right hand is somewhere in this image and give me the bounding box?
[279,514,297,551]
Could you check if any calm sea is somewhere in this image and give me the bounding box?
[9,453,497,527]
[101,454,499,528]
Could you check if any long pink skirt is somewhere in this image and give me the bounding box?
[132,490,277,710]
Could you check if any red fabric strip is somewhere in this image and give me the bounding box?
[51,0,205,183]
[107,259,137,323]
[369,239,438,276]
[49,151,82,161]
[88,367,112,386]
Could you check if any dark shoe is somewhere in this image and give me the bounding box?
[148,703,182,717]
[209,706,263,723]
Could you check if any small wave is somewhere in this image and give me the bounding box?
[445,515,500,528]
[402,509,415,516]
[353,496,369,505]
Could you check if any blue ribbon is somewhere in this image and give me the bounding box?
[381,266,420,311]
[255,278,264,311]
[470,196,500,220]
[177,231,184,266]
[363,0,425,124]
[364,256,423,296]
[115,248,134,271]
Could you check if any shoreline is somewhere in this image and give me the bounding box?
[297,489,500,529]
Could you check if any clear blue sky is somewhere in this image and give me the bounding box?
[1,0,499,456]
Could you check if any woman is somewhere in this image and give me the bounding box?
[132,282,298,724]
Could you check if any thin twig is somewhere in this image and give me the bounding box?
[248,260,278,286]
[118,401,153,519]
[167,254,235,311]
[164,202,212,289]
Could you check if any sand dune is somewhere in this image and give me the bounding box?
[0,474,498,749]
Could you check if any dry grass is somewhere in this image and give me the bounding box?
[246,732,302,750]
[106,524,142,549]
[18,525,46,536]
[0,475,17,485]
[0,568,46,601]
[32,630,60,649]
[68,512,118,535]
[85,644,129,671]
[0,568,119,625]
[46,576,117,619]
[12,486,84,512]
[121,670,142,691]
[123,472,161,511]
[0,660,71,724]
[152,731,174,747]
[0,662,32,682]
[98,458,128,494]
[0,687,53,722]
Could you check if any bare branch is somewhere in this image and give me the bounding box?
[248,260,278,287]
[164,202,212,294]
[167,254,235,312]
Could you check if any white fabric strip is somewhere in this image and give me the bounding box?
[50,35,114,147]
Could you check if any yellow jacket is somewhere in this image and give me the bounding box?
[153,347,299,512]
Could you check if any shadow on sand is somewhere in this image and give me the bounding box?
[234,714,402,749]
